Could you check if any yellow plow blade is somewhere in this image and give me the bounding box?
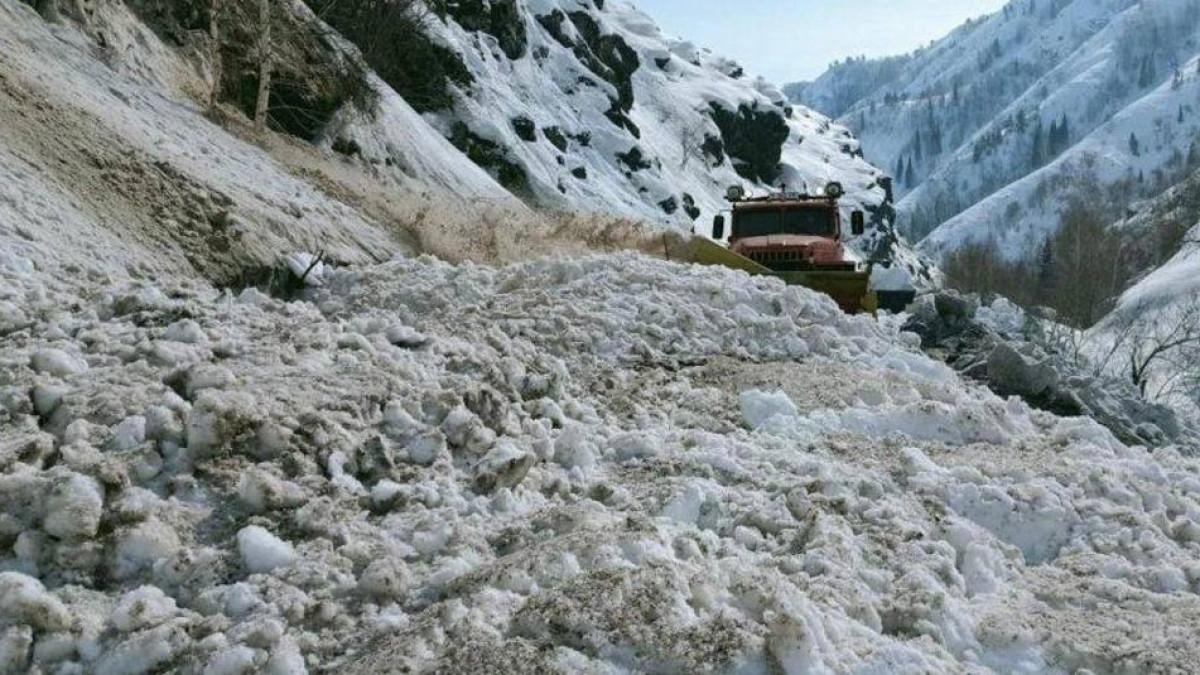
[669,236,877,315]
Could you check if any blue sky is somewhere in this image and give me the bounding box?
[633,0,1009,83]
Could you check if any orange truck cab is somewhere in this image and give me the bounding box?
[704,183,877,314]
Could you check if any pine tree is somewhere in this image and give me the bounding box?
[1129,132,1141,157]
[1139,57,1157,89]
[1058,113,1069,152]
[1036,241,1058,301]
[1179,105,1186,124]
[1048,118,1060,156]
[913,130,924,161]
[904,157,915,187]
[1031,119,1045,167]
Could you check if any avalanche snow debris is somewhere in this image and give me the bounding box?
[905,290,1196,450]
[3,249,1200,672]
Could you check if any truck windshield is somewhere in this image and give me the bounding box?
[735,208,836,238]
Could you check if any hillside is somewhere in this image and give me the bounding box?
[798,0,1200,264]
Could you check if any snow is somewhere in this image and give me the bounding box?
[739,389,799,429]
[4,243,1200,671]
[29,348,88,377]
[0,572,72,631]
[2,0,1200,672]
[41,471,104,540]
[236,527,297,575]
[804,0,1200,267]
[112,587,179,633]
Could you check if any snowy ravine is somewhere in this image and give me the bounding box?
[4,248,1200,673]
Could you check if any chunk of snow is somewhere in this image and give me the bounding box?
[42,471,104,540]
[204,645,263,675]
[112,586,179,632]
[237,526,296,574]
[0,572,72,631]
[740,390,798,429]
[30,348,88,376]
[162,319,206,344]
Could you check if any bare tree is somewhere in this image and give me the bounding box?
[254,0,272,131]
[208,0,223,113]
[1100,298,1200,402]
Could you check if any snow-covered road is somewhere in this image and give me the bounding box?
[3,250,1200,673]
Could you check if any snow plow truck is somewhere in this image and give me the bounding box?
[681,182,878,314]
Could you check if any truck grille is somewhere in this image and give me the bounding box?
[748,250,807,264]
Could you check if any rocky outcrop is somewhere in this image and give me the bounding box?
[439,0,527,60]
[707,102,789,184]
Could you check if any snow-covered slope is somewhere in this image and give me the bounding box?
[337,0,932,286]
[0,0,553,284]
[0,0,406,281]
[800,0,1200,264]
[411,0,885,225]
[923,50,1200,259]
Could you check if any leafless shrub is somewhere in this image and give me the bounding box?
[1098,298,1200,402]
[397,194,666,266]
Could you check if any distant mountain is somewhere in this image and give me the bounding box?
[801,0,1200,266]
[781,81,808,103]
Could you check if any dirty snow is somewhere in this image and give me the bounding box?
[3,247,1200,673]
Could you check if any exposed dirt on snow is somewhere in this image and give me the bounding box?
[4,250,1200,674]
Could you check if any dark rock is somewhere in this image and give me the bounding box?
[448,122,529,195]
[681,193,701,220]
[539,9,640,133]
[304,0,472,114]
[616,146,652,172]
[511,116,537,142]
[438,0,527,60]
[543,126,569,152]
[987,343,1059,398]
[571,167,588,180]
[659,197,678,215]
[935,291,976,323]
[707,102,789,183]
[331,137,361,157]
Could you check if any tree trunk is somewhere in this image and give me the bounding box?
[254,0,272,132]
[35,0,60,22]
[208,0,222,112]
